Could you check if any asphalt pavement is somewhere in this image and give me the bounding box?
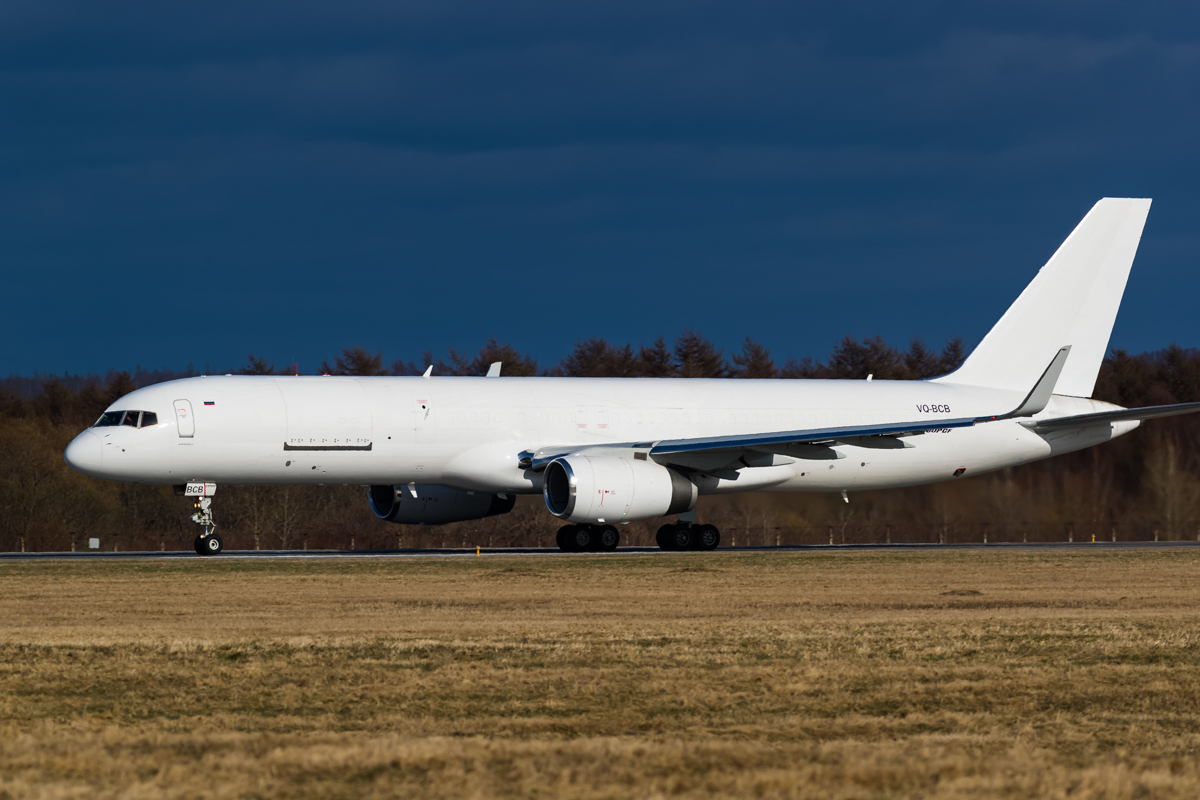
[2,540,1198,561]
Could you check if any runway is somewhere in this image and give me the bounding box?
[2,540,1198,561]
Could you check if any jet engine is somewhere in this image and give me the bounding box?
[368,484,516,525]
[543,455,697,524]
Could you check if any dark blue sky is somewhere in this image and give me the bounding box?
[3,1,1198,376]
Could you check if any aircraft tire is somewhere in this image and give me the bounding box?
[202,534,224,556]
[656,524,676,550]
[670,524,695,551]
[597,525,619,551]
[193,536,205,555]
[696,524,720,551]
[556,526,576,551]
[572,525,595,552]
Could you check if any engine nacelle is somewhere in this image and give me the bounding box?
[368,484,516,525]
[543,455,697,523]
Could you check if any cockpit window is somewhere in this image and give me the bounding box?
[94,410,158,428]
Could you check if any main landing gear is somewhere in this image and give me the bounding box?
[555,524,620,552]
[656,522,721,551]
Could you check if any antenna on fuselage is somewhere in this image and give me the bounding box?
[422,365,433,379]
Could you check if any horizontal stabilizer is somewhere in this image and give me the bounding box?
[1030,401,1200,431]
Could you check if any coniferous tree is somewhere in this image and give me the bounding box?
[861,335,902,379]
[674,329,727,378]
[829,335,869,379]
[562,338,616,377]
[240,355,279,375]
[104,372,137,405]
[638,337,677,378]
[1162,343,1200,403]
[436,348,475,376]
[321,345,387,376]
[470,337,539,377]
[779,356,826,379]
[939,337,966,374]
[902,338,941,379]
[731,337,776,378]
[389,354,429,376]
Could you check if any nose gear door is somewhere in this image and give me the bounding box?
[174,399,195,438]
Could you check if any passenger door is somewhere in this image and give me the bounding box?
[174,400,195,438]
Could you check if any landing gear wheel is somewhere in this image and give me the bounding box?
[556,525,577,551]
[201,534,224,555]
[656,524,677,550]
[670,524,695,551]
[193,536,205,555]
[696,524,720,551]
[597,525,619,551]
[573,525,595,551]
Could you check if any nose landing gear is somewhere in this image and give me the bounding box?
[184,483,223,555]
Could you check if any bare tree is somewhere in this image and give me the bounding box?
[1144,431,1200,540]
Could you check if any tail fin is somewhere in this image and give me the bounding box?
[936,197,1151,397]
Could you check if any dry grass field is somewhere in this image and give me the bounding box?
[3,549,1200,799]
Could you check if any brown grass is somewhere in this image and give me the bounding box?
[3,549,1200,798]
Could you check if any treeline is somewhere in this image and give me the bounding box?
[2,334,1200,552]
[312,331,968,381]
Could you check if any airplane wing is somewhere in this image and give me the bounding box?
[521,416,978,473]
[522,398,1200,475]
[649,417,976,455]
[522,349,1075,473]
[1027,401,1200,431]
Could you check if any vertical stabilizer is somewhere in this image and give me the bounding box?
[936,198,1151,397]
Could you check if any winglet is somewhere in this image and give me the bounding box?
[486,362,502,377]
[982,346,1071,421]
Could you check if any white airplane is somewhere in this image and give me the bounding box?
[64,198,1200,555]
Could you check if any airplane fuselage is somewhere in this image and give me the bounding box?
[64,374,1135,495]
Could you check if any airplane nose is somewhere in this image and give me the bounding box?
[64,431,103,476]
